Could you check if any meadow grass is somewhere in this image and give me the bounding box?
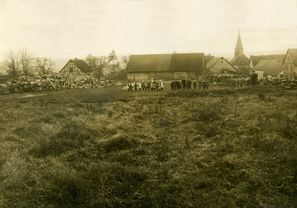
[0,87,296,207]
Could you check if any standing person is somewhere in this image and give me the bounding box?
[176,80,181,90]
[137,82,142,91]
[187,80,192,89]
[134,82,137,91]
[205,80,209,89]
[159,79,164,91]
[193,80,197,89]
[151,79,155,91]
[202,80,209,89]
[141,81,145,91]
[147,80,151,91]
[170,81,175,90]
[251,71,258,86]
[155,80,159,91]
[127,81,132,92]
[182,79,186,90]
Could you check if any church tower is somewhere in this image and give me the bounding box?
[234,32,244,58]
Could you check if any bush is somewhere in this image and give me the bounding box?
[192,102,223,123]
[30,120,98,157]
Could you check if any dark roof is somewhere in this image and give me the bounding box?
[70,59,92,73]
[127,53,205,73]
[284,49,297,65]
[206,57,220,69]
[170,53,204,72]
[204,55,215,63]
[126,54,172,73]
[255,60,282,76]
[230,54,249,66]
[61,59,92,73]
[250,54,285,66]
[207,57,237,72]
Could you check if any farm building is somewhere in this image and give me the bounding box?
[249,54,285,79]
[282,49,297,80]
[254,60,283,79]
[60,59,92,78]
[206,57,237,75]
[127,53,205,80]
[249,54,285,70]
[230,33,250,75]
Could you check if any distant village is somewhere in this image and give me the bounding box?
[52,33,297,81]
[126,33,297,81]
[0,32,297,93]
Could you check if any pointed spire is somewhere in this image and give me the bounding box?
[234,31,244,57]
[236,31,243,49]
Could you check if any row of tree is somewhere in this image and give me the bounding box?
[3,49,128,80]
[4,49,55,78]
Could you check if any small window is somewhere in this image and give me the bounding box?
[69,67,73,72]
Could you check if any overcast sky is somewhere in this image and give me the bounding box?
[0,0,297,59]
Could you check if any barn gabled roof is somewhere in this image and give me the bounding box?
[255,59,282,76]
[60,59,92,73]
[127,53,205,73]
[126,54,172,73]
[70,59,92,73]
[283,49,297,66]
[170,53,204,72]
[206,57,220,69]
[207,57,237,72]
[250,54,285,66]
[204,55,215,64]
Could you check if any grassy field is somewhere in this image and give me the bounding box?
[0,86,296,208]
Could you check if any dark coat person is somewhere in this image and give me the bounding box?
[186,80,192,89]
[251,71,258,86]
[193,80,197,89]
[181,79,186,90]
[170,81,175,90]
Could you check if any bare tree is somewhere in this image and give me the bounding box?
[108,50,118,79]
[4,50,20,78]
[19,48,32,77]
[86,54,107,79]
[121,56,129,66]
[36,58,55,75]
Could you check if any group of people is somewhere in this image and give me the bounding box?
[170,79,209,90]
[127,79,164,92]
[127,78,209,92]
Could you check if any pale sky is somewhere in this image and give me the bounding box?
[0,0,297,59]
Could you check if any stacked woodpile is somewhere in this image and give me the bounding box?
[280,80,297,89]
[5,74,111,93]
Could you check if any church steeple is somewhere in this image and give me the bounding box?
[234,31,244,57]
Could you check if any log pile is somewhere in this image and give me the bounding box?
[281,80,297,89]
[5,74,115,93]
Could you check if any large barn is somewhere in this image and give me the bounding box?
[126,53,205,80]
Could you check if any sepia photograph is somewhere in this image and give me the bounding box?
[0,0,297,207]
